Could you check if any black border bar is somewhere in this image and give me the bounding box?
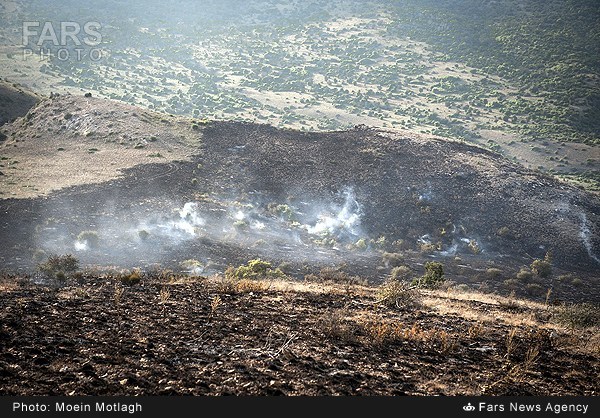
[0,396,597,417]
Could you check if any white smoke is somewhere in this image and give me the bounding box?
[438,243,458,256]
[304,188,362,237]
[74,240,88,251]
[171,202,205,236]
[34,187,378,273]
[579,212,600,264]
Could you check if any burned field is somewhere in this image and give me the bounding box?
[1,97,599,302]
[0,273,598,396]
[0,95,599,396]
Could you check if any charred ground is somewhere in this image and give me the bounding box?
[0,92,599,397]
[0,272,598,396]
[0,93,599,304]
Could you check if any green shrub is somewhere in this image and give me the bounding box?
[571,278,583,287]
[531,252,552,278]
[525,283,545,297]
[226,259,284,281]
[77,230,99,248]
[503,278,520,289]
[516,267,533,281]
[371,235,387,250]
[268,203,296,221]
[37,254,79,280]
[553,302,600,329]
[389,265,412,281]
[32,249,47,263]
[412,261,445,289]
[468,240,481,254]
[486,268,503,279]
[382,252,404,268]
[354,238,368,251]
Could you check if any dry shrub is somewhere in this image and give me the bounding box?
[234,278,269,293]
[213,272,269,294]
[376,279,421,310]
[317,308,358,344]
[37,254,79,281]
[305,266,366,286]
[360,320,457,354]
[467,322,485,339]
[363,321,404,347]
[116,268,142,286]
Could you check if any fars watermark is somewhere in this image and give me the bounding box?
[21,21,104,61]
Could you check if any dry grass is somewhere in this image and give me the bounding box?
[421,287,553,328]
[0,95,200,199]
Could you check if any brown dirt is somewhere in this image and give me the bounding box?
[0,93,199,199]
[0,273,598,396]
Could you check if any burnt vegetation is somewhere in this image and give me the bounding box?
[0,0,599,398]
[0,259,598,396]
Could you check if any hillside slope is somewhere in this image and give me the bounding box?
[0,93,599,304]
[0,79,41,126]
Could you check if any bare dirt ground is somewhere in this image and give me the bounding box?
[0,273,598,396]
[0,93,199,199]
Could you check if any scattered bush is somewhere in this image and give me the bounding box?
[37,254,79,281]
[268,203,296,221]
[503,278,520,290]
[525,283,545,297]
[304,266,366,285]
[516,267,533,281]
[451,283,471,293]
[412,261,445,289]
[354,238,368,251]
[381,252,404,268]
[277,261,293,274]
[389,265,412,281]
[419,242,438,254]
[31,249,47,263]
[553,302,600,329]
[317,308,358,343]
[496,226,510,237]
[468,240,481,254]
[180,259,204,275]
[371,235,387,250]
[377,279,421,309]
[226,259,285,281]
[233,279,269,293]
[486,267,503,279]
[233,220,249,231]
[77,230,99,248]
[138,229,150,240]
[117,268,142,286]
[391,239,411,251]
[531,252,552,278]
